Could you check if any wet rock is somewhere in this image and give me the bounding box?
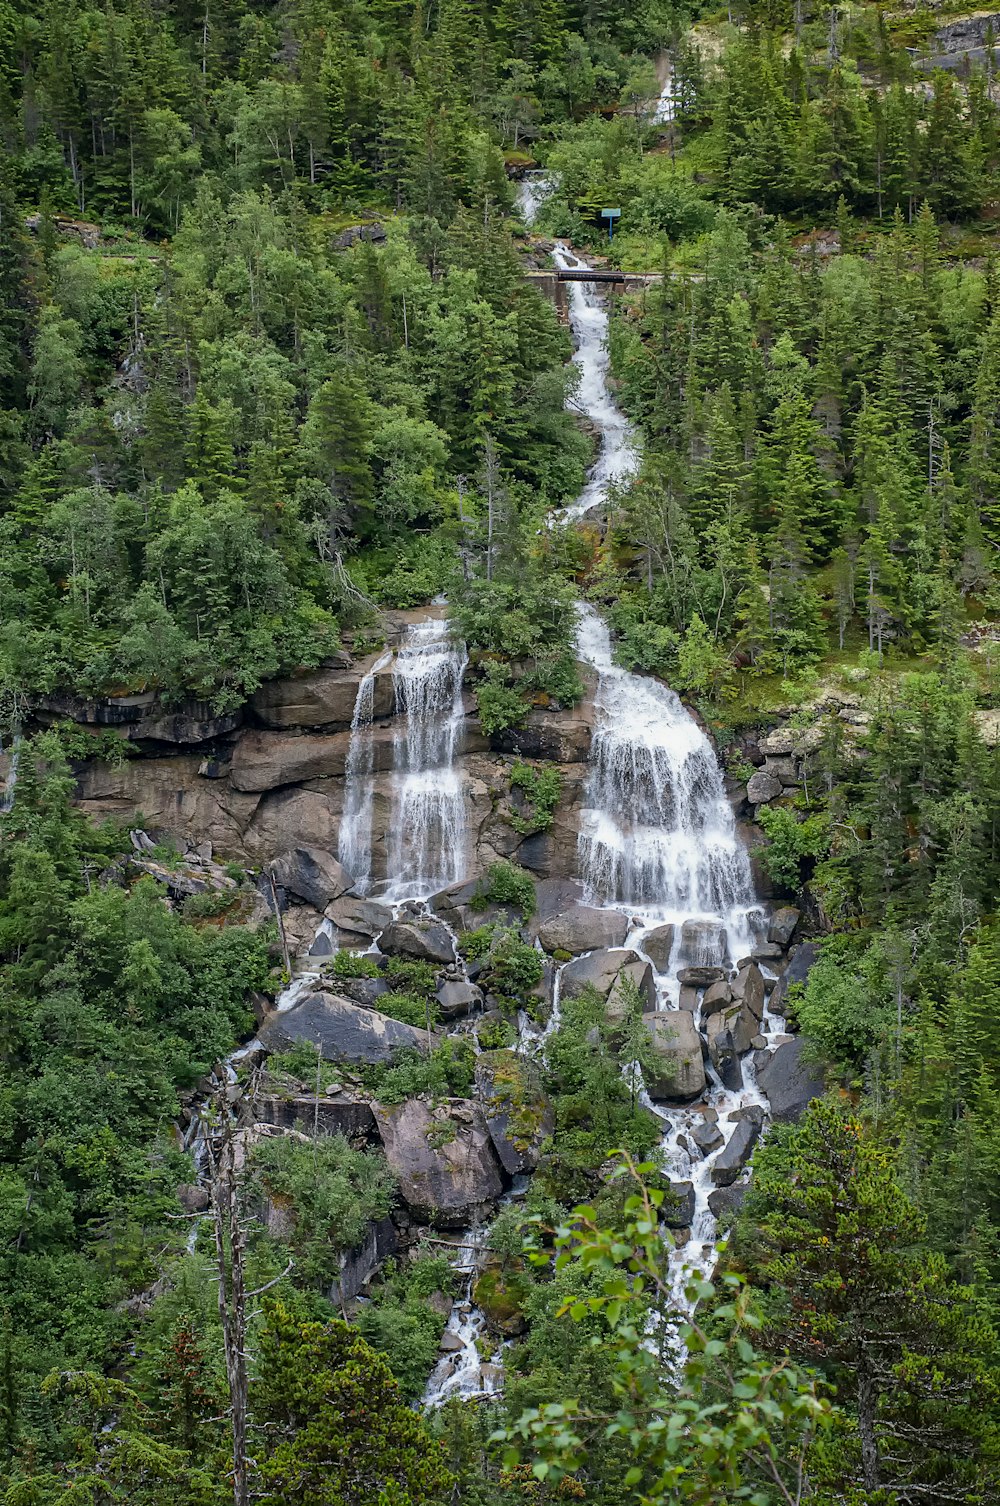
[308,929,335,958]
[379,919,455,965]
[677,965,724,987]
[706,1019,743,1090]
[337,975,390,1008]
[473,1257,531,1336]
[747,771,782,805]
[259,991,435,1065]
[326,891,391,939]
[560,948,636,1001]
[727,1104,766,1126]
[757,1037,824,1123]
[440,1331,466,1354]
[711,1117,762,1186]
[768,906,801,948]
[700,980,733,1019]
[661,1180,695,1229]
[731,962,766,1021]
[643,1011,706,1100]
[752,942,786,965]
[678,985,699,1012]
[268,847,353,910]
[641,923,675,971]
[679,919,726,969]
[690,1119,724,1156]
[373,1098,504,1228]
[536,903,628,955]
[475,1050,553,1174]
[708,1183,748,1220]
[231,728,356,791]
[436,980,484,1020]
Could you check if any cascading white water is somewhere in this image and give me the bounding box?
[550,242,777,1317]
[423,1228,504,1408]
[383,619,469,904]
[0,731,20,814]
[575,604,760,965]
[653,67,675,124]
[338,651,393,894]
[516,170,555,226]
[552,245,638,523]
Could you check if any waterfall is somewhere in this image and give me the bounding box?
[338,651,393,894]
[575,605,760,965]
[422,1228,504,1408]
[0,735,19,815]
[383,619,469,903]
[653,67,675,124]
[516,170,555,226]
[552,245,638,523]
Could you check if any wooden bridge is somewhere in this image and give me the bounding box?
[525,268,663,286]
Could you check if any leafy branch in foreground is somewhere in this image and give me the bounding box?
[494,1155,831,1506]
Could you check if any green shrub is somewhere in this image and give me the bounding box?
[509,761,562,835]
[472,860,536,918]
[458,924,497,960]
[331,950,381,980]
[757,806,830,892]
[482,929,544,999]
[376,990,439,1029]
[361,1040,476,1104]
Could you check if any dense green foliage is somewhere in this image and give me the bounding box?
[9,0,1000,1503]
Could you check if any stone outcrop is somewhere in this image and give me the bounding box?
[757,1037,824,1123]
[560,948,636,1002]
[643,1011,706,1100]
[475,1050,553,1174]
[268,847,353,910]
[641,923,675,971]
[711,1115,762,1186]
[258,991,435,1065]
[535,902,629,955]
[379,919,455,965]
[373,1097,504,1227]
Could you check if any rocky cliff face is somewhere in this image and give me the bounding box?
[60,615,596,891]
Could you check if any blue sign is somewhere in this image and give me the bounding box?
[601,207,621,241]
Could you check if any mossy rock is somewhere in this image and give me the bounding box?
[473,1258,531,1336]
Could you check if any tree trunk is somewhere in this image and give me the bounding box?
[856,1365,881,1492]
[209,1110,251,1506]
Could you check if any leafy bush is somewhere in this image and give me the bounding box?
[757,806,830,892]
[331,950,381,980]
[472,860,536,918]
[248,1134,396,1288]
[481,928,545,1000]
[509,761,562,835]
[376,990,439,1029]
[361,1040,476,1104]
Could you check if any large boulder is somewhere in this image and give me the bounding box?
[643,1011,706,1101]
[269,847,353,910]
[708,1003,755,1056]
[700,980,733,1020]
[324,895,392,944]
[606,957,657,1022]
[259,991,434,1065]
[254,1092,377,1140]
[475,1050,553,1174]
[373,1098,504,1227]
[536,903,629,956]
[711,1116,762,1186]
[641,923,675,972]
[705,1014,743,1090]
[679,919,726,969]
[379,919,455,965]
[436,980,484,1020]
[768,906,801,948]
[731,962,766,1022]
[661,1180,696,1229]
[708,1184,748,1220]
[747,771,782,805]
[757,1037,824,1123]
[769,941,820,1017]
[560,948,636,1001]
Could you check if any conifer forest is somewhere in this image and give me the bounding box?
[7,0,1000,1500]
